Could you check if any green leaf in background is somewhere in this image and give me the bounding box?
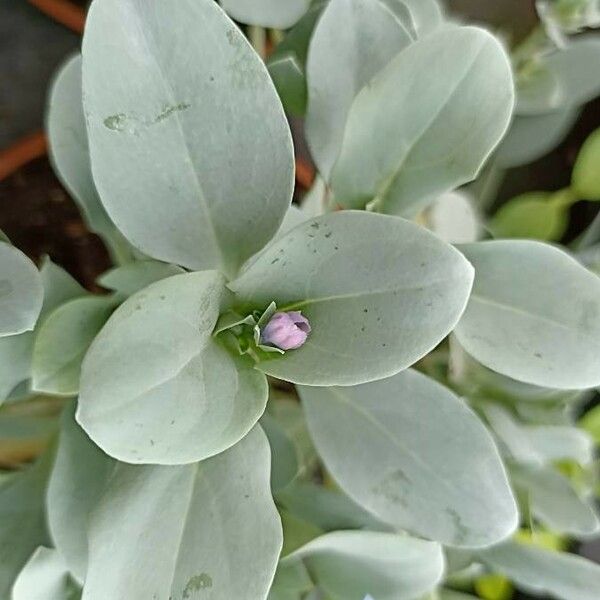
[268,560,314,600]
[299,369,518,547]
[77,271,268,464]
[572,127,600,200]
[305,0,413,179]
[495,108,580,169]
[12,547,81,600]
[0,258,85,403]
[0,242,42,338]
[490,190,572,241]
[580,404,600,443]
[482,404,594,466]
[97,260,184,298]
[230,211,474,385]
[480,541,600,600]
[46,54,135,265]
[268,54,308,117]
[283,530,444,600]
[331,26,514,216]
[277,481,386,532]
[0,451,52,598]
[46,403,115,584]
[510,463,599,538]
[82,0,294,277]
[82,426,282,600]
[32,295,117,396]
[454,240,600,389]
[220,0,310,28]
[260,412,299,492]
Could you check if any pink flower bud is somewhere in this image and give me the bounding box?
[260,311,311,351]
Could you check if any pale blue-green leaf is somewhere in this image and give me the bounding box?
[483,404,594,466]
[83,426,282,600]
[82,0,294,276]
[47,403,115,584]
[0,452,52,598]
[455,240,600,389]
[305,0,413,179]
[299,369,517,547]
[284,531,444,600]
[261,412,299,492]
[220,0,310,28]
[496,108,579,168]
[0,259,85,403]
[268,561,313,600]
[331,26,514,215]
[97,260,184,298]
[0,242,42,338]
[12,547,81,600]
[277,481,387,532]
[47,54,135,264]
[230,211,474,385]
[516,65,563,115]
[77,271,267,464]
[300,176,327,218]
[480,541,600,600]
[32,296,116,396]
[394,0,443,35]
[510,463,599,537]
[428,190,481,244]
[536,37,600,114]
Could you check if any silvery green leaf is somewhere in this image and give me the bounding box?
[331,26,514,216]
[0,452,52,598]
[47,403,115,584]
[284,531,444,600]
[0,242,42,338]
[496,109,580,168]
[230,211,474,385]
[454,240,600,389]
[77,271,268,464]
[534,37,600,114]
[32,296,117,396]
[82,426,282,600]
[305,0,413,179]
[510,463,599,537]
[480,541,600,600]
[300,176,327,218]
[0,259,85,403]
[483,404,594,466]
[47,54,135,264]
[277,481,387,532]
[428,191,481,244]
[394,0,443,35]
[299,369,517,547]
[516,65,563,115]
[97,260,184,298]
[220,0,310,28]
[82,0,294,277]
[261,412,299,492]
[12,547,81,600]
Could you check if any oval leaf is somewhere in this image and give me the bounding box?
[480,542,600,600]
[82,0,294,276]
[454,240,600,389]
[305,0,413,179]
[230,211,474,385]
[284,530,444,600]
[32,296,117,396]
[299,369,518,547]
[331,26,514,215]
[0,243,42,338]
[82,426,282,600]
[47,403,115,584]
[77,271,268,464]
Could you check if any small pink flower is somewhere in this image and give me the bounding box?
[260,311,311,351]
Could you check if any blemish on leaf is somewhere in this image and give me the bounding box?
[103,113,128,131]
[183,573,213,597]
[154,102,191,123]
[446,508,469,545]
